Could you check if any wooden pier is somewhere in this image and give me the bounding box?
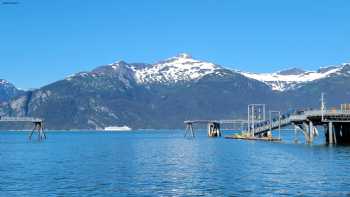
[289,110,350,144]
[184,119,247,138]
[0,117,46,140]
[184,120,222,137]
[243,109,350,144]
[185,101,350,144]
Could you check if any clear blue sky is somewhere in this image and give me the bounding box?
[1,0,350,89]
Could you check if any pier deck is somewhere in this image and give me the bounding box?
[0,116,46,140]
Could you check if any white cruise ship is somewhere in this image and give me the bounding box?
[104,126,132,131]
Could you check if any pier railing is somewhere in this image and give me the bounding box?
[0,117,43,122]
[254,109,350,136]
[304,110,350,116]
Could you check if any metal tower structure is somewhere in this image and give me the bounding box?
[247,104,266,136]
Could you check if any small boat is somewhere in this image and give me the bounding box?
[104,126,132,131]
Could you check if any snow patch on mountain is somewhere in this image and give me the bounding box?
[239,65,345,91]
[133,53,220,84]
[63,53,350,91]
[65,72,90,81]
[0,79,10,85]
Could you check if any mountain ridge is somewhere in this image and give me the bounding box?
[66,53,350,91]
[238,63,349,91]
[1,54,350,130]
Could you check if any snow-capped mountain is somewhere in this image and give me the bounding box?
[238,64,349,91]
[65,53,350,92]
[66,53,221,86]
[106,54,350,91]
[133,53,221,84]
[0,79,23,102]
[0,79,10,86]
[4,53,350,130]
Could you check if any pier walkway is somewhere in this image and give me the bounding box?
[0,117,43,122]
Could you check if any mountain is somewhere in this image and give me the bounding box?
[1,54,350,130]
[133,53,221,84]
[1,54,277,129]
[0,79,23,103]
[283,64,350,107]
[238,64,347,91]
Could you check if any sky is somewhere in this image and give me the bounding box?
[0,0,350,89]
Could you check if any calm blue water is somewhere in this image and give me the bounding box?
[0,130,350,196]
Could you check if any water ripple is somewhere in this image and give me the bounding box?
[0,130,350,196]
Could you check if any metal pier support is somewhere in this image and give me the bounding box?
[309,121,314,143]
[29,121,46,141]
[328,121,334,144]
[327,121,337,144]
[207,122,221,137]
[293,124,299,143]
[184,123,195,138]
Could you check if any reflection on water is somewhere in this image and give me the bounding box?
[0,130,350,196]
